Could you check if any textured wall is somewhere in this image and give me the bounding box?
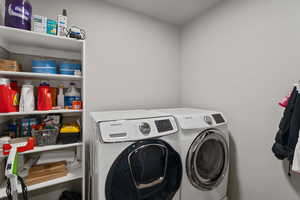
[181,1,300,199]
[24,0,181,199]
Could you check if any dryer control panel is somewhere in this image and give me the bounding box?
[212,113,225,124]
[175,112,227,130]
[98,116,178,143]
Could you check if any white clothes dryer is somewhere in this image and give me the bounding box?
[155,108,230,200]
[90,110,183,200]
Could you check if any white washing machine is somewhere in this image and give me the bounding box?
[90,110,183,200]
[155,108,230,200]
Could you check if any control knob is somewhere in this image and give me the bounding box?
[139,122,151,135]
[204,116,213,125]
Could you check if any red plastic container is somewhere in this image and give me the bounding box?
[2,137,35,155]
[0,78,18,113]
[38,82,52,111]
[10,80,20,93]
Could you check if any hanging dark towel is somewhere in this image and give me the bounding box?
[287,91,300,161]
[272,87,298,160]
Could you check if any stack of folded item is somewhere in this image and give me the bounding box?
[26,161,68,186]
[0,59,21,72]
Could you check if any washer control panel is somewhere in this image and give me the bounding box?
[99,116,178,143]
[155,119,173,133]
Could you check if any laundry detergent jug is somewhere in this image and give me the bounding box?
[0,78,18,113]
[5,0,32,30]
[20,82,35,112]
[38,82,52,111]
[64,83,80,109]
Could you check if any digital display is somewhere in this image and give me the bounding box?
[155,119,173,133]
[212,114,225,124]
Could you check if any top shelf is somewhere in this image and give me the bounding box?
[0,26,83,53]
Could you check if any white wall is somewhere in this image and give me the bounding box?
[181,0,300,200]
[30,0,180,111]
[28,0,181,199]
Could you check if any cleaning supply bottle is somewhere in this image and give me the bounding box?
[57,9,67,37]
[5,0,32,30]
[0,78,18,113]
[37,81,52,111]
[64,83,80,109]
[57,84,65,108]
[19,81,34,112]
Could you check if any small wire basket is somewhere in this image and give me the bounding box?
[32,127,59,146]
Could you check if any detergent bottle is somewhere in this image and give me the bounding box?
[0,78,18,113]
[19,81,35,112]
[64,83,80,109]
[37,81,52,111]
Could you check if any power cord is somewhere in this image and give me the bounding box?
[6,176,28,200]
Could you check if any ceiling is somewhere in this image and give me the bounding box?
[103,0,223,25]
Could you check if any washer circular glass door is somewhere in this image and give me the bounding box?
[105,139,182,200]
[186,129,229,191]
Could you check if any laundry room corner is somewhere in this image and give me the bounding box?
[180,1,300,200]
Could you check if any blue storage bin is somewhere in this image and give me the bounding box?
[73,63,81,70]
[60,69,75,75]
[60,62,81,70]
[32,60,56,68]
[32,67,57,74]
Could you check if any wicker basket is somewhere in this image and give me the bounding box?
[32,127,59,146]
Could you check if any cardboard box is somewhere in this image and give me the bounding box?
[26,161,68,186]
[47,19,57,35]
[32,15,47,34]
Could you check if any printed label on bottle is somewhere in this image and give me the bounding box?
[12,93,19,106]
[65,96,81,107]
[8,4,30,21]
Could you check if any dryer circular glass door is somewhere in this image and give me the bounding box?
[186,129,229,191]
[105,139,182,200]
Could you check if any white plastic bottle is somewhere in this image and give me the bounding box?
[64,82,80,108]
[57,85,65,108]
[19,81,35,112]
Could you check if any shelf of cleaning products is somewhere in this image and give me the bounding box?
[0,142,82,158]
[0,26,83,53]
[0,167,82,198]
[0,24,86,198]
[0,71,82,81]
[0,109,82,117]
